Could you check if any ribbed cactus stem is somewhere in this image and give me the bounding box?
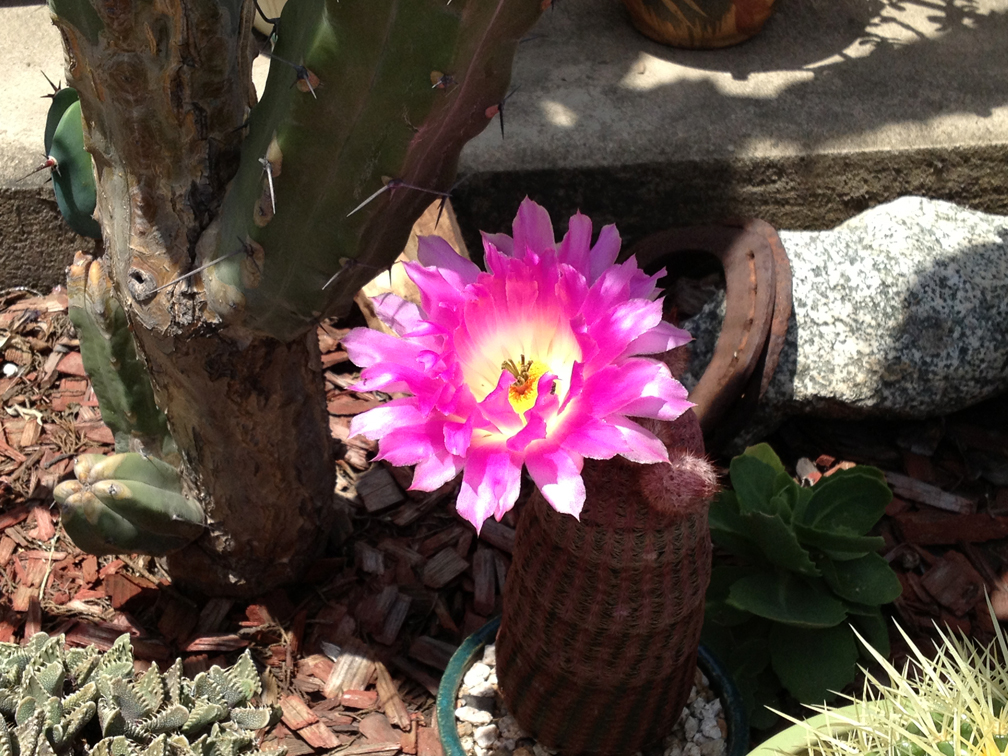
[66,251,175,458]
[496,410,717,756]
[53,453,204,557]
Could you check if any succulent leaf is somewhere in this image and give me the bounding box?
[0,633,274,756]
[706,446,902,724]
[182,700,226,736]
[227,708,273,732]
[97,636,135,680]
[0,717,11,756]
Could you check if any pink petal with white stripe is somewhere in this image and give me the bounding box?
[456,445,523,533]
[525,446,586,518]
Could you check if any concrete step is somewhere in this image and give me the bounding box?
[3,0,1007,289]
[452,0,1008,245]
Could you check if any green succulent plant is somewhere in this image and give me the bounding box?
[0,633,279,756]
[772,603,1008,756]
[702,444,902,729]
[42,0,544,594]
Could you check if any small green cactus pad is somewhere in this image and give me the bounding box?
[0,633,281,756]
[53,452,203,557]
[66,252,175,457]
[44,90,100,239]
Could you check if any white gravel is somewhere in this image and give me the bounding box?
[455,643,728,756]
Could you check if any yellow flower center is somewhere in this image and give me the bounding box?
[502,355,551,415]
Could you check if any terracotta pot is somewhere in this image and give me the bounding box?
[622,0,777,49]
[625,219,792,454]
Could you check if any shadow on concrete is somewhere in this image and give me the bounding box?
[454,0,1008,248]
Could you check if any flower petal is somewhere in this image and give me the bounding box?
[525,446,585,518]
[582,358,693,421]
[481,231,514,258]
[512,197,556,259]
[342,327,421,369]
[417,235,480,286]
[404,261,468,322]
[620,319,693,359]
[444,415,474,456]
[588,223,620,283]
[349,399,424,441]
[456,445,522,532]
[558,211,592,274]
[370,293,423,336]
[411,450,464,491]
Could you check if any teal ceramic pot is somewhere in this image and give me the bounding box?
[437,617,748,756]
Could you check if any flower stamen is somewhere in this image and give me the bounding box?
[502,354,549,415]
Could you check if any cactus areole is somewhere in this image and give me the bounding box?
[46,0,543,595]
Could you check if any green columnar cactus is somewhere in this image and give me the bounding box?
[65,252,175,458]
[44,88,100,239]
[0,633,279,756]
[52,452,203,556]
[45,0,543,593]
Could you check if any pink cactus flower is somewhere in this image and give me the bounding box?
[343,198,693,532]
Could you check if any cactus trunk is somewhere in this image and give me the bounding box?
[144,330,335,593]
[47,0,542,593]
[50,0,333,594]
[496,411,717,756]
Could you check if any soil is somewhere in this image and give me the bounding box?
[2,283,1007,756]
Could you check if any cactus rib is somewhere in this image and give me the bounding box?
[54,452,202,557]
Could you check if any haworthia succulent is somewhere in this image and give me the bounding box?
[0,634,281,756]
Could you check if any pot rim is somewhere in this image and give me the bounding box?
[747,704,866,756]
[436,616,749,756]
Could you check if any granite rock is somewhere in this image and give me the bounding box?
[682,197,1008,445]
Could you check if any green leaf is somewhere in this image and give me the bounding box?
[851,609,891,659]
[726,571,847,628]
[743,443,786,475]
[769,623,859,704]
[769,472,799,521]
[704,566,752,627]
[745,513,819,576]
[819,553,902,605]
[795,522,885,555]
[800,467,892,534]
[730,455,779,516]
[792,485,815,524]
[749,669,783,730]
[708,491,763,561]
